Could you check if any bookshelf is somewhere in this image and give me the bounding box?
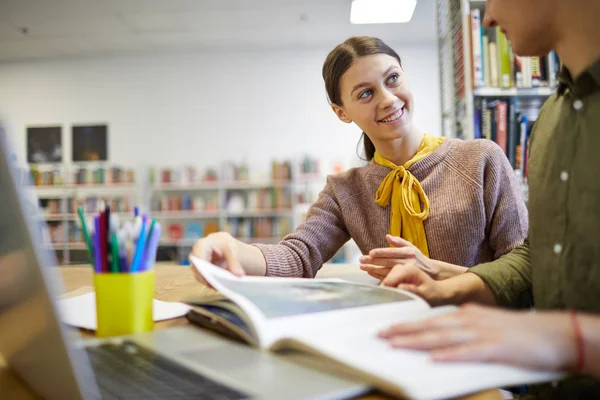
[24,163,138,264]
[436,0,558,139]
[20,156,358,265]
[435,0,559,200]
[148,160,327,263]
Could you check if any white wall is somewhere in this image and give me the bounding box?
[0,43,440,174]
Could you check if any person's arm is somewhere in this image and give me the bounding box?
[468,238,533,308]
[253,179,351,277]
[191,178,350,278]
[379,306,600,379]
[482,142,529,259]
[360,235,468,281]
[579,314,600,377]
[382,239,532,307]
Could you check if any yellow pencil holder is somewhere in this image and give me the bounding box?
[94,270,155,337]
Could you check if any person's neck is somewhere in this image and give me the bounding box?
[554,2,600,78]
[374,129,424,166]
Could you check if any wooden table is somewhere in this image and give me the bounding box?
[0,263,503,400]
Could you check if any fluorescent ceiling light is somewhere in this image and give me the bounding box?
[350,0,417,24]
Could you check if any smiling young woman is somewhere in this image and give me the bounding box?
[190,36,528,285]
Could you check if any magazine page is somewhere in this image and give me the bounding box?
[190,256,428,348]
[282,308,563,400]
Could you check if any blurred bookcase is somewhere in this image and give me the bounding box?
[23,163,138,264]
[148,157,334,264]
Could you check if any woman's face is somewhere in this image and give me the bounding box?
[332,54,415,143]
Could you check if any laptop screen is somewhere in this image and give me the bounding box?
[0,128,99,399]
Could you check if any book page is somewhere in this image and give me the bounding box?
[283,307,561,400]
[190,256,428,347]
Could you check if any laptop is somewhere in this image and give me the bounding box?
[0,128,368,400]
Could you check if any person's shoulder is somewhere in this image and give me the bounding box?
[446,138,506,164]
[442,139,512,187]
[326,163,374,186]
[325,163,378,202]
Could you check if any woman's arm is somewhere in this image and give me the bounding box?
[253,180,351,277]
[482,142,529,259]
[191,178,350,278]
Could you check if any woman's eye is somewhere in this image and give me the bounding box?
[387,73,400,85]
[359,89,373,99]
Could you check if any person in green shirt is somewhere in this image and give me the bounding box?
[377,0,600,398]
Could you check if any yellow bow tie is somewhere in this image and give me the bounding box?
[373,134,446,256]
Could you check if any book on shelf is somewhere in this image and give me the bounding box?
[150,166,218,185]
[73,165,135,185]
[225,217,291,239]
[71,197,132,215]
[225,188,292,213]
[29,166,65,187]
[185,258,560,400]
[185,223,204,241]
[299,155,320,176]
[469,8,484,88]
[474,97,535,175]
[271,161,292,182]
[164,221,219,245]
[153,194,218,213]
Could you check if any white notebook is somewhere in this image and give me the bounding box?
[58,292,191,330]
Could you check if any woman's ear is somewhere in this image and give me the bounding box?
[331,104,352,124]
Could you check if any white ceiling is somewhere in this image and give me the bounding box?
[0,0,437,62]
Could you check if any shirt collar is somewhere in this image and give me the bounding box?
[557,57,600,97]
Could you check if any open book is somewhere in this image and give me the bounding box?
[187,256,561,400]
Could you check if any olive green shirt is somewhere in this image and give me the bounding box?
[469,59,600,399]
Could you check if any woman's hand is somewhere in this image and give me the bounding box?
[378,304,577,372]
[360,235,439,280]
[190,232,246,281]
[360,235,468,281]
[190,232,268,286]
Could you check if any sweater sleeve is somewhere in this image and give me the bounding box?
[253,178,351,278]
[482,143,529,259]
[468,239,533,308]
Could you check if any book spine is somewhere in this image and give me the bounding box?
[548,51,560,88]
[496,28,512,88]
[514,56,524,88]
[485,108,492,141]
[519,115,529,173]
[489,42,499,87]
[496,101,508,154]
[507,100,518,168]
[471,9,484,87]
[531,57,542,87]
[480,98,488,140]
[474,104,482,139]
[490,102,498,143]
[483,35,491,87]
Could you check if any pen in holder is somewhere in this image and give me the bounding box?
[78,205,162,337]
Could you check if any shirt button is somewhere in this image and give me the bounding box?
[553,243,563,255]
[573,99,584,111]
[560,171,569,182]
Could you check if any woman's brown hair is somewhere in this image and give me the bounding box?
[322,36,403,161]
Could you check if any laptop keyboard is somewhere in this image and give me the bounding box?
[86,341,250,400]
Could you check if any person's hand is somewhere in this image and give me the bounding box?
[360,235,438,280]
[380,264,448,306]
[378,304,577,372]
[190,232,246,284]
